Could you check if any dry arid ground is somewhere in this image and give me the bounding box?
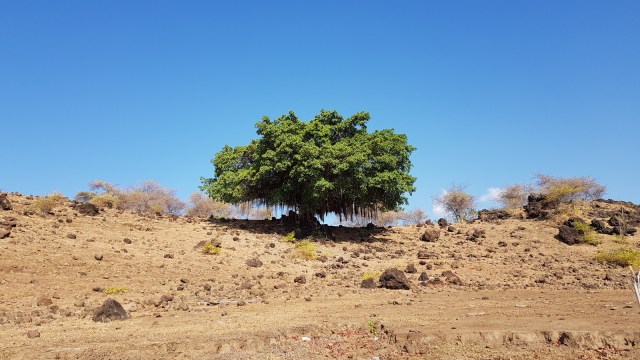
[1,193,640,359]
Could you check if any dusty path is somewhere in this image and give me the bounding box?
[1,290,638,359]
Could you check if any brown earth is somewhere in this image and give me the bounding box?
[1,193,640,359]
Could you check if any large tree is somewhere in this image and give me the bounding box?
[200,110,416,222]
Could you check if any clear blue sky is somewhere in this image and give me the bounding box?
[2,0,639,216]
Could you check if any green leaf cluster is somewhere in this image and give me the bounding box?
[200,110,416,221]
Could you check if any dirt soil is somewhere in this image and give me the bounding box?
[1,193,640,359]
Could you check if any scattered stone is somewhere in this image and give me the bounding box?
[180,278,189,284]
[379,268,411,290]
[420,229,440,242]
[164,253,174,259]
[315,272,326,278]
[92,299,131,322]
[405,263,417,273]
[37,297,53,307]
[26,330,40,338]
[74,202,99,216]
[0,194,11,210]
[246,258,263,268]
[66,233,77,239]
[237,300,247,307]
[294,275,306,284]
[437,218,449,228]
[524,194,554,220]
[361,278,377,289]
[442,270,463,286]
[477,209,510,221]
[94,254,103,261]
[0,229,10,239]
[418,272,429,281]
[123,238,132,244]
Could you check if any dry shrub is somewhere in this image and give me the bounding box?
[434,185,476,223]
[187,192,233,218]
[73,191,95,203]
[595,246,640,268]
[497,184,533,210]
[89,193,121,209]
[535,174,606,204]
[83,180,185,215]
[31,192,66,215]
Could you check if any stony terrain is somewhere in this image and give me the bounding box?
[1,192,640,359]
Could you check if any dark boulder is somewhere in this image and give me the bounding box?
[437,218,449,228]
[405,263,417,273]
[477,209,510,222]
[420,229,440,242]
[524,194,553,219]
[0,193,11,211]
[92,299,131,322]
[557,226,581,245]
[442,270,463,285]
[246,258,263,268]
[591,219,614,235]
[360,278,377,289]
[379,268,411,290]
[74,202,100,216]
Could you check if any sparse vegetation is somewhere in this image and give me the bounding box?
[535,174,606,205]
[595,246,640,268]
[434,185,476,222]
[572,221,600,245]
[103,286,129,295]
[497,184,533,210]
[362,271,382,281]
[283,231,296,242]
[81,180,186,215]
[30,192,66,215]
[367,320,378,336]
[73,191,95,203]
[202,243,221,255]
[294,240,318,260]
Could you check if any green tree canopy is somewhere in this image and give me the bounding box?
[200,110,416,222]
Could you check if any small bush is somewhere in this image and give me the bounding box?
[283,231,296,243]
[595,247,640,268]
[535,174,606,204]
[362,271,382,281]
[103,286,129,295]
[202,243,221,255]
[573,221,600,245]
[74,191,96,203]
[497,184,533,210]
[31,193,66,215]
[89,193,121,209]
[434,185,476,223]
[294,240,318,260]
[83,180,186,215]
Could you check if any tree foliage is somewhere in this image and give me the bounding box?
[200,110,416,221]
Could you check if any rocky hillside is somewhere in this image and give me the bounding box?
[1,192,639,359]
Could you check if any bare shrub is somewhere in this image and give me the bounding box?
[234,202,273,220]
[83,180,185,215]
[187,192,233,218]
[497,184,533,210]
[121,181,185,215]
[434,185,476,223]
[535,174,606,204]
[401,208,426,225]
[31,192,66,215]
